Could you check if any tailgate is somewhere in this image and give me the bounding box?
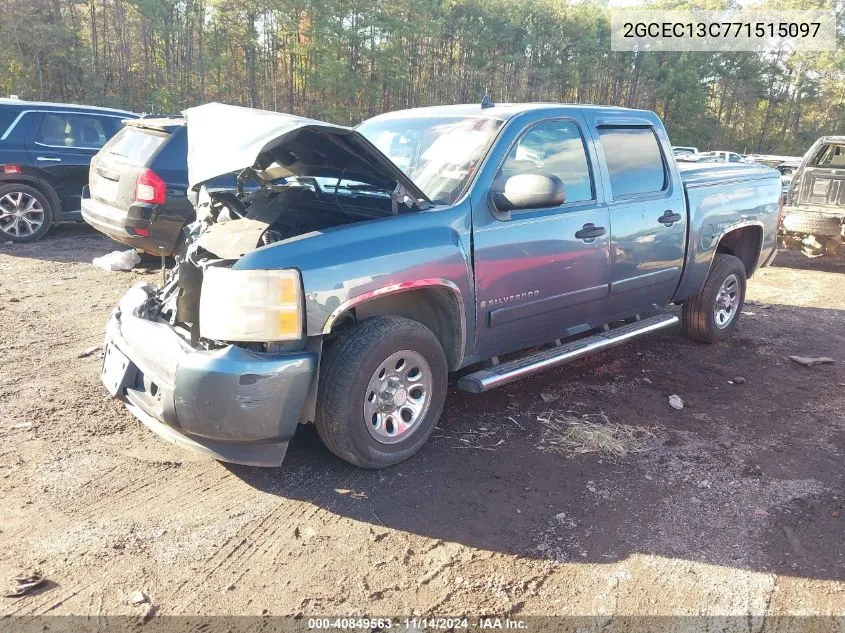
[797,167,845,208]
[89,126,170,209]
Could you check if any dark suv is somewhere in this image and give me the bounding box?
[82,117,192,255]
[0,98,137,242]
[83,116,241,255]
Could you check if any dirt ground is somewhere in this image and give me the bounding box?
[1,225,843,621]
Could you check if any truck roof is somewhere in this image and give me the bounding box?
[364,102,639,122]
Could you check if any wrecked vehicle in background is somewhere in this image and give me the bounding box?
[100,101,781,469]
[781,136,845,257]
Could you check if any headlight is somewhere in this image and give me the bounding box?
[199,268,302,342]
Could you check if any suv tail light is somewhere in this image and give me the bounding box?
[135,169,166,205]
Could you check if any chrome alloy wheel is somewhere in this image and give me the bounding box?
[363,349,433,444]
[0,191,45,238]
[713,273,741,329]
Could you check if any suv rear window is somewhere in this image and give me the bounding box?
[598,126,667,198]
[102,126,169,166]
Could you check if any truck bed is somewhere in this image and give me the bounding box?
[677,162,777,188]
[672,161,781,302]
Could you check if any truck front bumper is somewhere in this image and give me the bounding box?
[103,285,316,466]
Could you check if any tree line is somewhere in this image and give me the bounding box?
[0,0,842,154]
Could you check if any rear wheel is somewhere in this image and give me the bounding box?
[0,184,53,242]
[682,254,747,343]
[315,316,448,468]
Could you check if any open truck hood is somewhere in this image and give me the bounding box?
[183,102,430,204]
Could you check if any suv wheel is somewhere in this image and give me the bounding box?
[315,316,448,468]
[0,184,53,242]
[682,254,747,343]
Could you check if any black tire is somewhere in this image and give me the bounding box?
[782,211,841,236]
[315,316,448,468]
[0,183,54,242]
[682,254,747,343]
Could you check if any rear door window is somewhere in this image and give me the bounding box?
[101,126,169,166]
[36,113,111,149]
[597,126,667,198]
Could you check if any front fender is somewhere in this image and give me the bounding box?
[234,201,475,354]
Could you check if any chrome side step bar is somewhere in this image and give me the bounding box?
[456,313,679,393]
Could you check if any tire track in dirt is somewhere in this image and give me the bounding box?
[68,464,229,524]
[171,498,325,611]
[168,463,341,612]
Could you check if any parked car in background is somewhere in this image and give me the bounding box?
[672,145,698,156]
[675,154,722,164]
[100,102,781,469]
[0,99,137,242]
[701,150,746,163]
[776,159,801,194]
[781,136,845,257]
[745,154,802,169]
[83,116,239,255]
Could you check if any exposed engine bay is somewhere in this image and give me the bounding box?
[142,174,416,347]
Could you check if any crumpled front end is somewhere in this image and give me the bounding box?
[102,284,316,466]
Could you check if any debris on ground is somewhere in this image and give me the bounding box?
[129,590,149,604]
[788,355,835,367]
[5,571,46,598]
[92,249,140,271]
[537,411,655,458]
[668,394,684,410]
[77,345,101,359]
[540,389,560,403]
[729,376,746,385]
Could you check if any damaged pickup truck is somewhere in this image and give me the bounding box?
[101,101,781,468]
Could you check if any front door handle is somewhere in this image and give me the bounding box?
[659,210,682,225]
[36,156,62,162]
[575,223,607,240]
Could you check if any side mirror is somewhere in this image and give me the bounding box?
[490,173,565,216]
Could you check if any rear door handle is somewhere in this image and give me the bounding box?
[659,210,682,225]
[575,223,606,240]
[36,156,62,163]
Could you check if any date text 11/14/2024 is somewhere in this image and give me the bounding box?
[307,617,527,629]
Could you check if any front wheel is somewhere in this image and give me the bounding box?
[682,253,747,343]
[315,316,448,468]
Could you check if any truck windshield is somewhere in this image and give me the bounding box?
[357,115,504,205]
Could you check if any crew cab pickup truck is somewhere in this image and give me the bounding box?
[100,102,781,469]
